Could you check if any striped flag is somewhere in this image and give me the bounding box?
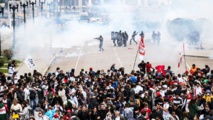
[138,37,145,60]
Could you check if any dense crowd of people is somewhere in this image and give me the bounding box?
[0,60,213,120]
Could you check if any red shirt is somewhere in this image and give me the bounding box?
[140,107,151,120]
[146,63,152,73]
[63,78,68,84]
[169,80,178,86]
[63,115,71,120]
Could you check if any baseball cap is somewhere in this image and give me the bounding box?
[206,90,211,93]
[156,92,161,97]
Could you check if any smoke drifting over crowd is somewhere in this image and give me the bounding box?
[11,0,213,60]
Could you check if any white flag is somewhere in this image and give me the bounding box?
[24,56,36,70]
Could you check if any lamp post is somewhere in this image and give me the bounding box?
[0,3,5,17]
[47,0,52,17]
[58,0,60,16]
[20,0,28,23]
[29,0,36,21]
[9,1,19,49]
[40,0,44,14]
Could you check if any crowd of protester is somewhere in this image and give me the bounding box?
[0,60,213,120]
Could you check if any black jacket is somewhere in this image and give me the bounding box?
[98,109,107,120]
[77,111,89,120]
[52,96,63,106]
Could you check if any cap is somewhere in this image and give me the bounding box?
[89,67,93,71]
[196,80,201,85]
[163,85,167,88]
[204,79,208,83]
[206,90,211,93]
[187,94,192,99]
[67,109,71,113]
[54,114,60,118]
[156,92,161,97]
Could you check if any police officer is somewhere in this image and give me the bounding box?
[130,31,138,45]
[123,32,128,47]
[95,35,104,51]
[115,32,118,46]
[156,31,161,45]
[111,31,117,46]
[152,31,157,44]
[116,31,121,47]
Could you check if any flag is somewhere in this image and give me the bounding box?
[178,53,183,68]
[155,65,166,76]
[24,55,36,70]
[138,37,145,60]
[178,43,185,68]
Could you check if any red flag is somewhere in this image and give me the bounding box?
[138,37,145,59]
[178,54,183,68]
[155,65,166,76]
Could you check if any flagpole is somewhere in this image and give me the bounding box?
[133,49,139,70]
[133,36,145,70]
[183,43,187,71]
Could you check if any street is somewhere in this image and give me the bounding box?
[46,37,213,75]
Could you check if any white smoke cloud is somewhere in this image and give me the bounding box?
[7,0,213,72]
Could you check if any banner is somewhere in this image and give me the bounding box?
[24,56,36,70]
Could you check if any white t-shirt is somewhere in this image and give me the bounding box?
[178,77,184,83]
[163,102,170,115]
[24,88,30,100]
[115,116,120,120]
[160,89,167,97]
[11,103,22,112]
[134,85,143,94]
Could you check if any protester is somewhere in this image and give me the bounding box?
[11,99,22,120]
[0,98,7,120]
[19,101,32,119]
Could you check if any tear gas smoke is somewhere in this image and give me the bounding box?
[7,0,213,71]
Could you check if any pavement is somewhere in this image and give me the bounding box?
[11,34,213,76]
[45,38,213,75]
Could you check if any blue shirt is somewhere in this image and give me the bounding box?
[131,76,137,83]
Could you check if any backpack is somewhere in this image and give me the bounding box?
[48,91,53,100]
[65,100,72,110]
[29,90,36,100]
